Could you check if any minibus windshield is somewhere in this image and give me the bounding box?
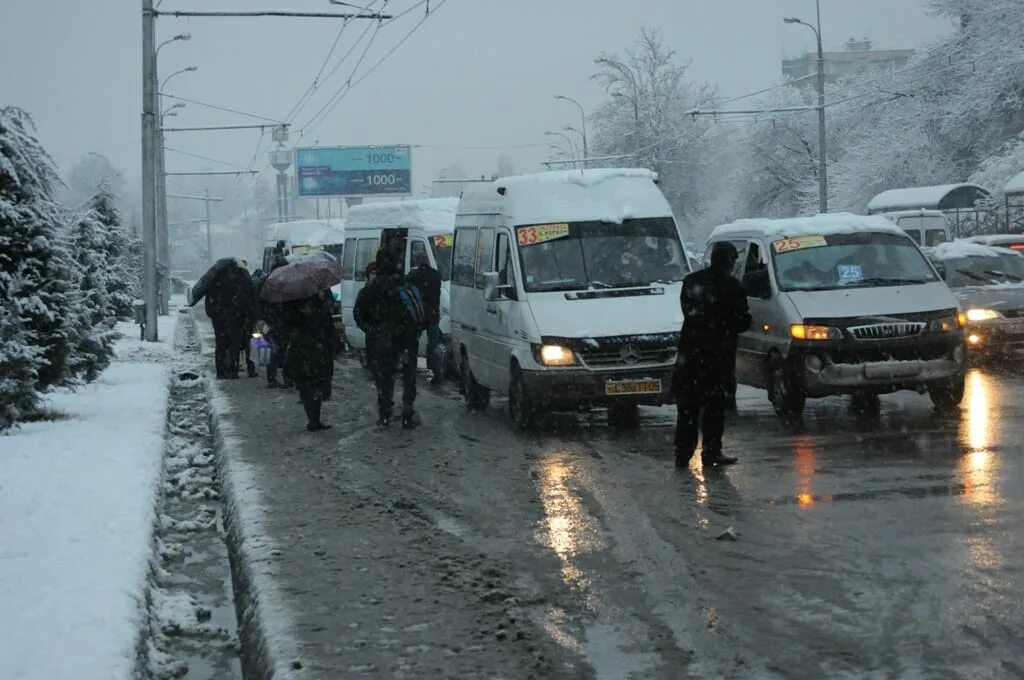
[429,234,453,281]
[772,231,938,292]
[517,218,687,293]
[941,253,1024,287]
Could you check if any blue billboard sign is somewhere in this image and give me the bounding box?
[295,145,412,198]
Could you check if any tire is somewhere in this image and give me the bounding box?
[769,355,805,420]
[929,372,965,411]
[462,354,490,411]
[850,392,881,418]
[607,401,641,430]
[508,366,537,430]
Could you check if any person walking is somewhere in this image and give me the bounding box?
[353,261,379,380]
[673,241,751,468]
[190,258,255,379]
[407,249,443,386]
[359,250,424,428]
[281,288,337,431]
[261,250,293,389]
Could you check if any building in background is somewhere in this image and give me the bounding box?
[783,38,914,84]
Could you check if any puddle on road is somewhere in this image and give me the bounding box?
[143,311,241,680]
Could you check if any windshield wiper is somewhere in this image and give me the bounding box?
[589,280,614,289]
[844,277,932,287]
[984,269,1024,282]
[954,268,992,284]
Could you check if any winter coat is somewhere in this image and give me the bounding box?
[407,263,442,327]
[282,290,336,398]
[673,266,751,398]
[357,271,418,339]
[191,259,254,329]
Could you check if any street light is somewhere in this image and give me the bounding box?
[784,0,827,213]
[161,102,184,123]
[161,65,197,92]
[157,32,191,56]
[544,131,579,168]
[554,94,588,167]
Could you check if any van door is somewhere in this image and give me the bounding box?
[408,237,432,357]
[485,229,524,392]
[473,227,498,384]
[736,240,775,389]
[340,238,358,343]
[346,236,380,349]
[451,227,483,378]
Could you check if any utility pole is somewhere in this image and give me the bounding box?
[205,187,212,266]
[785,1,827,213]
[555,95,588,167]
[141,0,158,341]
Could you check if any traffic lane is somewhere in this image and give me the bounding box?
[548,369,1024,677]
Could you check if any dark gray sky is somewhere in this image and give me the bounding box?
[1,1,951,199]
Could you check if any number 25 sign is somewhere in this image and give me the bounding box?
[772,235,827,253]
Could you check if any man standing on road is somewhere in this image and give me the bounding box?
[353,261,379,381]
[673,241,751,468]
[358,250,424,428]
[407,248,443,386]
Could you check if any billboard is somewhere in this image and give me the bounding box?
[296,145,412,198]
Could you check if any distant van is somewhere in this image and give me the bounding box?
[878,209,950,247]
[706,213,966,418]
[450,169,689,430]
[339,198,457,369]
[262,219,346,271]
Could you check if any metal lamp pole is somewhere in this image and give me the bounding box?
[785,1,827,213]
[544,131,580,169]
[555,95,588,167]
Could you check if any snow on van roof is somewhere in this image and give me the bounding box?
[346,197,458,233]
[1005,170,1024,196]
[711,212,906,240]
[469,168,669,225]
[267,219,345,246]
[927,240,1004,260]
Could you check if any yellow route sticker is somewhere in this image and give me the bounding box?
[772,235,827,253]
[433,234,453,247]
[517,223,570,247]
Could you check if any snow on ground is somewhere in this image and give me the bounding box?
[0,310,179,680]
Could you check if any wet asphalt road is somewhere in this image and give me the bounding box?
[214,338,1024,678]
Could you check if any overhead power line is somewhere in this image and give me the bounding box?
[159,93,284,123]
[164,147,251,169]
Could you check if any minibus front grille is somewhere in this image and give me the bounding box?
[580,347,676,368]
[848,322,925,341]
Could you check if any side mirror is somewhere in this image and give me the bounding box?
[743,269,772,300]
[482,271,500,301]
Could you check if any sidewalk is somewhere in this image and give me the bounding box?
[204,318,585,679]
[0,313,179,680]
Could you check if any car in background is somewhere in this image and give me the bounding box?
[964,233,1024,252]
[926,240,1024,359]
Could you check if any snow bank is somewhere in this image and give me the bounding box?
[479,168,669,226]
[711,212,906,240]
[928,240,1004,260]
[346,197,458,234]
[866,183,990,212]
[0,313,177,680]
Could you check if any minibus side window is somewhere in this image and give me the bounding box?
[409,239,428,269]
[354,238,377,281]
[476,228,495,289]
[341,238,357,280]
[495,232,517,299]
[453,228,478,287]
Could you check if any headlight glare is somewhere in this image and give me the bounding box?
[929,315,960,333]
[539,344,576,366]
[966,308,1001,322]
[790,324,842,341]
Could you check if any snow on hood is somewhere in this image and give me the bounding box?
[525,287,682,340]
[953,284,1024,312]
[926,240,1004,260]
[787,281,956,319]
[486,169,671,226]
[347,197,458,234]
[711,212,906,241]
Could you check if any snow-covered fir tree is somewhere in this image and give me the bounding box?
[63,208,118,382]
[87,180,140,317]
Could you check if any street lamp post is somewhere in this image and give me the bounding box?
[544,131,580,169]
[785,0,827,213]
[554,95,588,167]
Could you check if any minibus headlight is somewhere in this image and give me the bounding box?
[929,315,961,332]
[965,308,1001,322]
[537,344,576,366]
[790,324,842,341]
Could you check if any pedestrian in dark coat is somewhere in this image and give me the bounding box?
[353,261,379,380]
[407,250,443,385]
[259,253,293,389]
[673,241,751,468]
[190,258,255,379]
[359,250,421,428]
[282,289,336,431]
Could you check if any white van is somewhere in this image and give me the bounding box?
[706,213,966,418]
[450,169,689,429]
[262,219,346,271]
[878,209,951,247]
[339,198,457,367]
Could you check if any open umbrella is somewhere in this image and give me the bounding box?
[260,250,342,304]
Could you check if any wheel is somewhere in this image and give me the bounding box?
[850,392,881,418]
[607,401,641,430]
[461,354,490,411]
[508,366,538,430]
[769,355,805,420]
[929,372,965,411]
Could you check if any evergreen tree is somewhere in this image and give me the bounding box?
[87,180,139,317]
[0,106,74,427]
[63,208,117,382]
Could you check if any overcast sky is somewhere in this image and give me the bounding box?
[1,0,952,201]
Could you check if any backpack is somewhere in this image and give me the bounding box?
[397,284,427,330]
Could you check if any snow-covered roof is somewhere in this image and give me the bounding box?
[965,233,1024,247]
[346,197,458,234]
[927,240,1004,260]
[867,183,991,213]
[1005,171,1024,196]
[267,219,345,246]
[878,209,947,219]
[711,212,906,240]
[464,168,670,226]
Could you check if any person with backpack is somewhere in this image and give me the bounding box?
[359,249,426,428]
[406,249,443,386]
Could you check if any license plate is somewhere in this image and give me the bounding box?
[605,378,662,396]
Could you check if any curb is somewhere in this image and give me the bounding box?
[198,315,300,680]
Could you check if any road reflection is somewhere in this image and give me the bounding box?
[960,370,1001,508]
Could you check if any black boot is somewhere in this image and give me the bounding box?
[246,359,258,378]
[304,399,330,432]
